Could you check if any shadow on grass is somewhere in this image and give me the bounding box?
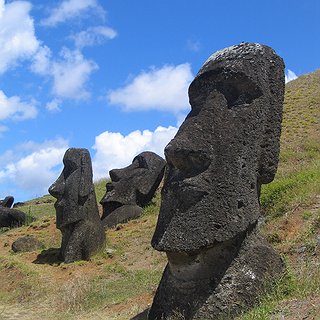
[33,247,62,265]
[130,308,149,320]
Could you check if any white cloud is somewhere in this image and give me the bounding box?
[0,0,40,74]
[72,26,117,48]
[31,46,97,100]
[52,48,98,99]
[92,126,178,180]
[0,90,37,121]
[108,64,193,114]
[0,138,68,195]
[46,99,61,112]
[30,45,52,75]
[285,69,298,83]
[41,0,104,27]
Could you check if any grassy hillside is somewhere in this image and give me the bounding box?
[0,70,320,319]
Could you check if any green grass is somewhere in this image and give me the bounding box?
[260,159,320,218]
[86,269,161,309]
[237,261,320,320]
[18,194,55,219]
[0,255,48,303]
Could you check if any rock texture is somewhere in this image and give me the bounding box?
[49,148,105,263]
[100,151,165,228]
[12,235,43,252]
[149,43,285,319]
[0,196,14,208]
[0,207,26,228]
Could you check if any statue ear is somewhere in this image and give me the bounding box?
[78,151,92,200]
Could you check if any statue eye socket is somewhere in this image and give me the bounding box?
[63,159,78,179]
[189,70,263,109]
[215,74,262,108]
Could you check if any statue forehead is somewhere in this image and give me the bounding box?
[197,42,275,75]
[63,148,90,166]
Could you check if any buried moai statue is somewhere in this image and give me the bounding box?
[148,43,285,319]
[49,148,105,263]
[100,151,166,228]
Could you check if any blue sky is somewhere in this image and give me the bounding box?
[0,0,319,202]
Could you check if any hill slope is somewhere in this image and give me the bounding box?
[0,70,319,320]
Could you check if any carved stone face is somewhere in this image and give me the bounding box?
[100,151,165,219]
[49,148,93,228]
[152,43,285,252]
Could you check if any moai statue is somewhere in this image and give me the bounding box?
[49,148,105,263]
[0,196,14,208]
[149,43,285,319]
[100,151,166,228]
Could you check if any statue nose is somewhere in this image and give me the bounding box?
[48,175,65,198]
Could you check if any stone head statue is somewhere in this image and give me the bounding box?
[0,196,14,208]
[49,148,105,262]
[152,43,285,252]
[100,151,165,227]
[49,148,97,228]
[148,43,285,319]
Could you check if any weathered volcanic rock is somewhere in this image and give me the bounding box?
[100,151,165,227]
[12,235,43,252]
[149,43,285,319]
[0,207,26,228]
[49,148,105,263]
[0,196,14,208]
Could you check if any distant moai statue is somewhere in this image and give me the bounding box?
[49,148,105,263]
[0,196,14,208]
[100,151,166,228]
[149,43,285,319]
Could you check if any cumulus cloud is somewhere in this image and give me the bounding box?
[0,0,40,74]
[72,26,117,48]
[285,69,298,83]
[31,46,97,100]
[92,126,178,180]
[41,0,104,27]
[46,99,61,112]
[0,138,68,196]
[0,90,37,121]
[30,45,52,75]
[51,48,98,99]
[108,64,193,114]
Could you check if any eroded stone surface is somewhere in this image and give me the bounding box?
[101,151,165,227]
[49,148,105,263]
[149,43,285,319]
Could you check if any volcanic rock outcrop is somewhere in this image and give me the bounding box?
[49,148,105,263]
[0,196,14,208]
[100,151,166,228]
[149,43,285,319]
